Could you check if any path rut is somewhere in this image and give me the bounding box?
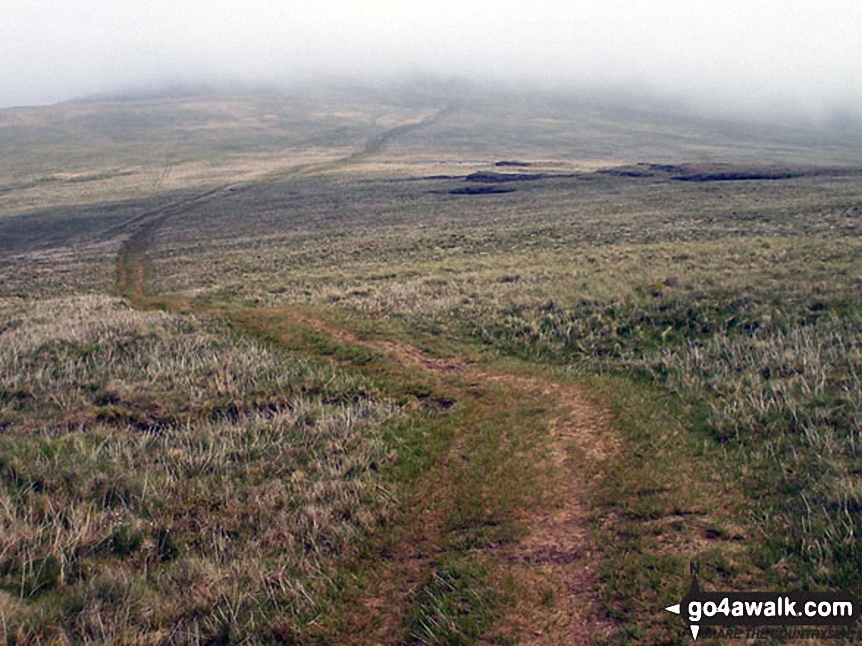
[286,315,621,644]
[112,104,620,643]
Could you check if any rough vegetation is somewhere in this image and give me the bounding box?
[0,296,396,643]
[1,87,861,644]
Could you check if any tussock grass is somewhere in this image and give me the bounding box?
[146,167,862,316]
[407,563,498,645]
[0,296,398,643]
[648,315,861,588]
[0,248,116,299]
[137,160,860,639]
[476,278,861,613]
[4,89,862,641]
[2,295,325,430]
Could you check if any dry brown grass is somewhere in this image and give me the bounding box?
[0,296,398,643]
[3,87,862,643]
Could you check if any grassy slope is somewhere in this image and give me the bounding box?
[1,87,860,644]
[0,296,409,642]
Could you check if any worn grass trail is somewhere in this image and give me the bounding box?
[200,305,621,644]
[114,106,453,303]
[111,107,624,642]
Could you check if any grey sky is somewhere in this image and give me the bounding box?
[2,0,861,117]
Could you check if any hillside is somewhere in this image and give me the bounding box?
[1,85,860,644]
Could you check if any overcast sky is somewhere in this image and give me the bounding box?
[2,0,861,118]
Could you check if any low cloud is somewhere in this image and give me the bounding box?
[3,0,861,122]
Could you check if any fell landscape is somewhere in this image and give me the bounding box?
[1,3,861,644]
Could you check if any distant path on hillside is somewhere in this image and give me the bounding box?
[114,104,454,302]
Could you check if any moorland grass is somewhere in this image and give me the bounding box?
[2,89,861,643]
[142,169,861,641]
[0,296,398,643]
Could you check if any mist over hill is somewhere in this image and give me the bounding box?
[4,0,861,125]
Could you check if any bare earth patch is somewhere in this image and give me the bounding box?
[481,373,620,645]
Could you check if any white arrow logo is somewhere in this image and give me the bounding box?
[665,603,699,640]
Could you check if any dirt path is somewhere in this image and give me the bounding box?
[112,104,622,643]
[345,339,620,644]
[244,308,620,643]
[121,268,623,645]
[113,187,228,300]
[481,372,619,644]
